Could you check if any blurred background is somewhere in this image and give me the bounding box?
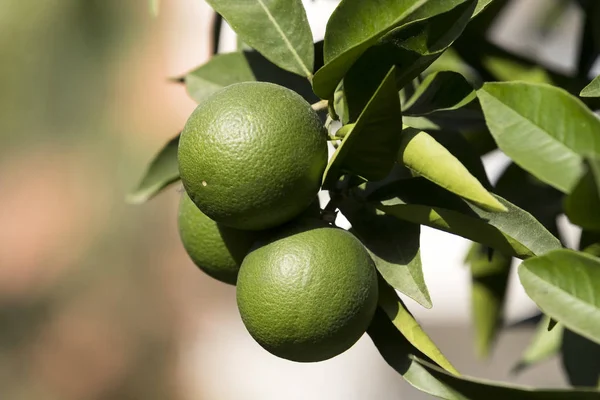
[0,0,592,399]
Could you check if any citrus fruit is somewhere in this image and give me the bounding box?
[178,82,328,231]
[178,192,260,284]
[236,220,378,362]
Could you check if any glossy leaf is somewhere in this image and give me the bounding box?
[368,308,466,399]
[565,157,600,231]
[206,0,314,77]
[415,358,600,399]
[404,71,476,116]
[581,76,600,98]
[466,243,512,358]
[370,179,562,259]
[398,128,506,212]
[341,200,431,308]
[513,315,564,373]
[185,52,255,104]
[495,163,563,238]
[127,135,180,204]
[378,279,458,374]
[562,329,600,388]
[314,0,491,99]
[478,82,600,193]
[323,67,401,187]
[519,249,600,345]
[340,1,478,121]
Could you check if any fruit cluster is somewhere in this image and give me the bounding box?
[177,82,379,362]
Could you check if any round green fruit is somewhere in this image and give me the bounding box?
[178,82,327,231]
[236,220,378,362]
[178,192,260,284]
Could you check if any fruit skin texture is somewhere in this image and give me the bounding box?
[236,220,378,362]
[178,82,327,231]
[178,192,260,285]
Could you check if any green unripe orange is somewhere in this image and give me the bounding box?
[236,220,378,362]
[178,82,327,231]
[177,192,260,284]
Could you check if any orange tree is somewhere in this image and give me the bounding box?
[131,0,600,397]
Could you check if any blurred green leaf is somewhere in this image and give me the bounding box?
[341,200,431,308]
[466,243,512,358]
[519,249,600,345]
[323,66,401,187]
[341,1,478,122]
[127,134,180,204]
[149,0,160,16]
[562,328,600,388]
[398,128,505,212]
[482,56,552,84]
[581,76,600,98]
[414,357,600,399]
[478,82,600,193]
[378,279,458,374]
[185,52,255,103]
[581,231,600,257]
[404,71,476,116]
[368,308,466,399]
[565,157,600,230]
[206,0,314,77]
[513,315,564,373]
[370,179,562,258]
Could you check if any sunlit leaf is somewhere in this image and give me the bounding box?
[370,179,561,259]
[398,128,505,212]
[581,75,600,98]
[519,249,600,345]
[378,280,457,374]
[206,0,314,77]
[478,82,600,193]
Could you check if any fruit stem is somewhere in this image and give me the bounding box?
[311,99,328,112]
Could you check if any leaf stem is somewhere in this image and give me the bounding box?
[311,99,328,112]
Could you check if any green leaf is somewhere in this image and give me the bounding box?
[513,315,564,373]
[403,71,476,116]
[340,200,431,308]
[414,357,600,399]
[398,128,506,212]
[368,309,467,400]
[370,179,562,259]
[582,76,600,98]
[340,1,478,121]
[323,66,402,187]
[562,329,600,388]
[482,56,553,84]
[495,163,563,237]
[466,243,512,358]
[478,82,600,193]
[206,0,314,77]
[378,279,458,374]
[565,157,600,231]
[314,0,491,100]
[519,249,600,345]
[185,52,256,104]
[127,134,180,204]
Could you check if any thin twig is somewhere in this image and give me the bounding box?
[311,99,328,111]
